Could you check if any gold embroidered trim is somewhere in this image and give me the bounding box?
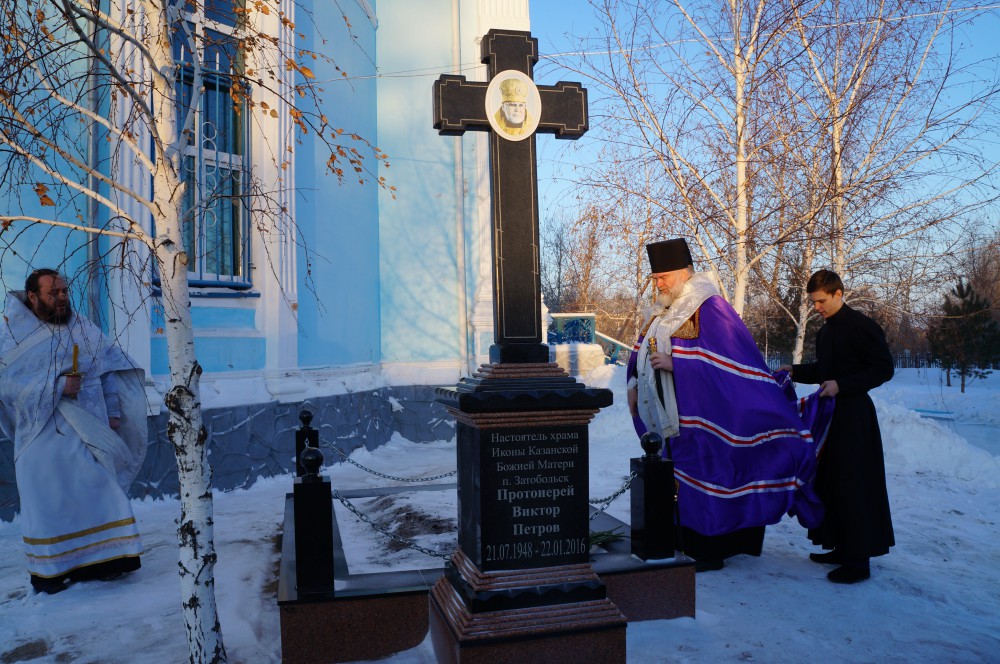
[23,517,137,546]
[638,315,656,339]
[671,309,700,340]
[25,534,141,559]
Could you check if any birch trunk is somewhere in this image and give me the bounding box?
[148,3,226,661]
[732,39,749,317]
[792,291,811,365]
[792,244,815,365]
[830,115,846,275]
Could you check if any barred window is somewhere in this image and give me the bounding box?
[171,0,250,287]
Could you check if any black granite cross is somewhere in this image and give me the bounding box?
[433,28,588,364]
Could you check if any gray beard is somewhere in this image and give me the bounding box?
[656,283,684,309]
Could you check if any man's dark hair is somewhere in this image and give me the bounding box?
[25,268,61,294]
[807,269,845,295]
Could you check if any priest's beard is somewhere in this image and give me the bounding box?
[32,299,72,325]
[656,282,685,309]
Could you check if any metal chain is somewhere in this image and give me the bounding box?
[332,475,634,559]
[331,490,454,560]
[589,472,636,521]
[317,437,635,553]
[320,437,457,483]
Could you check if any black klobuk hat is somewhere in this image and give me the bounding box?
[646,238,693,273]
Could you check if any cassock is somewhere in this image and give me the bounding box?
[628,272,833,562]
[792,303,895,559]
[0,292,147,585]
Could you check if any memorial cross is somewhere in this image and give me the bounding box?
[433,28,588,364]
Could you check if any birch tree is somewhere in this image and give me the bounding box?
[553,0,999,338]
[570,0,810,316]
[0,1,388,661]
[540,215,575,312]
[582,156,670,341]
[541,207,609,315]
[786,0,1000,281]
[773,0,1000,358]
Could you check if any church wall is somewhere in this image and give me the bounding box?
[293,1,383,369]
[0,223,81,302]
[0,72,98,320]
[0,3,101,301]
[149,300,266,374]
[376,0,467,374]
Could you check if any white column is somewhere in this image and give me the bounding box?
[108,0,157,410]
[251,1,300,392]
[477,0,530,33]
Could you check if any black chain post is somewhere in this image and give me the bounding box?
[292,411,334,594]
[629,432,676,560]
[295,409,319,477]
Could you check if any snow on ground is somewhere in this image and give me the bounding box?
[1,368,998,663]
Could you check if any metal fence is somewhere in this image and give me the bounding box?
[764,352,939,371]
[548,313,994,371]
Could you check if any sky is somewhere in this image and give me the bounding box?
[2,366,998,663]
[529,0,609,225]
[527,1,1000,231]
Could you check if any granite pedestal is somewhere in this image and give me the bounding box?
[277,485,695,662]
[277,485,449,664]
[426,361,626,663]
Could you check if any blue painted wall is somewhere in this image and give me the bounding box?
[149,303,265,374]
[376,0,464,364]
[0,223,80,301]
[295,1,383,368]
[0,11,115,333]
[150,335,266,374]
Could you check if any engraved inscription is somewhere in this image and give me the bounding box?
[479,426,589,569]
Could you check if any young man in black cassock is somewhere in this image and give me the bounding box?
[784,270,895,584]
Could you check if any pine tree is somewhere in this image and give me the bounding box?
[928,279,1000,393]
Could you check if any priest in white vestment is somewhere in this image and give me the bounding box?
[0,269,147,594]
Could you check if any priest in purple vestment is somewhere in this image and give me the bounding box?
[626,239,831,571]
